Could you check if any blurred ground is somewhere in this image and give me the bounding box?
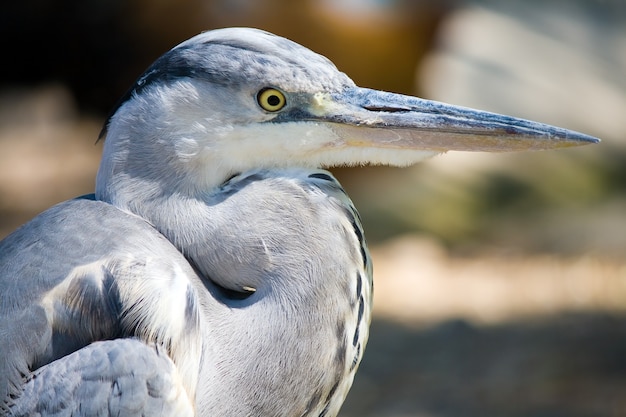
[345,313,626,417]
[1,0,625,416]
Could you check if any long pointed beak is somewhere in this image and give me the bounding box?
[312,87,599,152]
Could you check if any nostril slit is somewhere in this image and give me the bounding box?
[363,105,410,113]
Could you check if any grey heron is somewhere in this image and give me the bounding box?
[0,27,598,416]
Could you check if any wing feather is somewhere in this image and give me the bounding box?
[8,339,194,417]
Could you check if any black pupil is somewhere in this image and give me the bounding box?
[267,94,281,106]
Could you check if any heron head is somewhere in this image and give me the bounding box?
[96,27,598,199]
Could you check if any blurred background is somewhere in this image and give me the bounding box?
[1,0,625,415]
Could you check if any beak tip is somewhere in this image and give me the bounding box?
[563,131,601,147]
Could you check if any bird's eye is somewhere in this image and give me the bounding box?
[257,88,286,112]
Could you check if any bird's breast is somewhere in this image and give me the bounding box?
[191,168,372,416]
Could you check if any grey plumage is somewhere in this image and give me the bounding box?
[0,197,203,414]
[8,339,194,417]
[0,27,597,416]
[1,170,371,416]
